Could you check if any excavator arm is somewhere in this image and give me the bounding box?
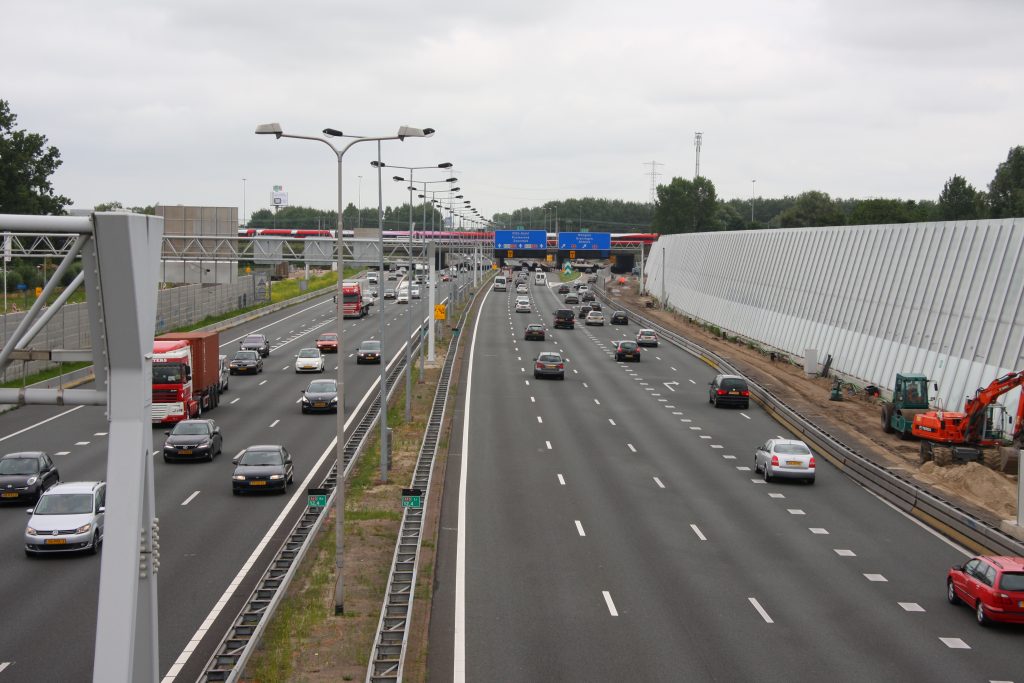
[962,371,1024,443]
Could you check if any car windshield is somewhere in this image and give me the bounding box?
[243,336,264,345]
[538,354,561,362]
[361,341,381,352]
[640,329,655,336]
[239,449,283,466]
[298,349,320,358]
[171,422,210,436]
[0,457,39,475]
[528,325,543,330]
[234,351,258,361]
[1000,572,1024,591]
[153,363,186,384]
[775,443,811,455]
[307,380,336,393]
[319,334,337,341]
[34,493,93,515]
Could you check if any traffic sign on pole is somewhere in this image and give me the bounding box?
[401,488,423,508]
[307,487,328,508]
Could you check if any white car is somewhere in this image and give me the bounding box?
[295,347,326,373]
[636,329,659,347]
[367,272,378,284]
[410,286,421,299]
[516,284,528,294]
[515,296,531,313]
[397,291,409,304]
[585,310,605,326]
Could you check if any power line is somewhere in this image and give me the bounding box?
[643,160,664,204]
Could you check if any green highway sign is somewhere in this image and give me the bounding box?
[307,487,328,508]
[401,487,423,509]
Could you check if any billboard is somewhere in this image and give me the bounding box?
[494,230,547,250]
[557,232,611,251]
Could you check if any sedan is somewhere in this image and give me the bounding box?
[534,352,565,380]
[610,311,628,325]
[947,556,1024,625]
[232,445,294,494]
[636,329,659,347]
[524,324,546,341]
[25,481,105,556]
[410,286,421,299]
[515,297,532,313]
[754,439,816,484]
[162,419,223,462]
[615,341,640,362]
[585,311,605,326]
[0,452,59,504]
[564,293,579,304]
[581,291,596,302]
[301,379,338,413]
[384,288,396,299]
[357,340,382,364]
[239,333,270,357]
[557,284,570,294]
[295,347,326,373]
[316,332,339,353]
[229,350,263,374]
[397,291,409,304]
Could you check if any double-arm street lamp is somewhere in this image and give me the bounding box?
[254,122,434,615]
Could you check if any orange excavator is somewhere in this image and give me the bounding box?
[913,370,1024,472]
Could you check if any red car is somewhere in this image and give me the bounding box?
[316,333,339,353]
[947,556,1024,625]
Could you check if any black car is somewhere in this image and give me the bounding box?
[588,301,602,312]
[615,340,641,362]
[162,419,223,462]
[232,445,294,494]
[610,311,628,325]
[553,309,575,329]
[240,334,271,357]
[577,305,593,321]
[0,452,59,504]
[709,374,750,409]
[356,340,382,364]
[524,324,546,341]
[581,291,596,302]
[557,284,570,294]
[301,379,338,413]
[229,350,263,374]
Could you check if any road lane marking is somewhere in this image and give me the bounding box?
[690,524,706,541]
[736,466,751,471]
[710,444,723,449]
[787,509,805,515]
[602,591,619,616]
[0,405,85,444]
[740,413,751,420]
[56,451,70,456]
[259,380,268,386]
[627,443,636,452]
[750,479,766,484]
[593,398,601,405]
[582,382,589,388]
[939,637,970,649]
[672,411,683,415]
[864,574,888,582]
[230,398,240,404]
[282,365,290,370]
[769,493,785,498]
[671,367,677,371]
[899,602,925,612]
[546,441,552,450]
[557,474,565,486]
[537,416,543,424]
[809,528,829,534]
[530,397,535,403]
[269,420,279,428]
[653,477,665,488]
[723,455,736,460]
[861,486,972,558]
[749,598,774,624]
[834,549,856,556]
[608,419,616,426]
[75,441,90,446]
[524,380,530,386]
[700,435,712,440]
[0,663,9,673]
[181,491,200,506]
[680,418,692,423]
[688,379,696,384]
[575,520,586,537]
[94,432,108,436]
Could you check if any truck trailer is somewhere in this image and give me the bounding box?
[152,331,222,423]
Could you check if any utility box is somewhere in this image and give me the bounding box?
[804,349,818,377]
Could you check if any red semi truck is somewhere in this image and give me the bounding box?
[342,280,371,318]
[151,331,222,423]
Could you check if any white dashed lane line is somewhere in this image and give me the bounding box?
[181,491,200,506]
[608,419,616,426]
[269,420,279,428]
[259,380,268,386]
[939,637,970,649]
[627,444,636,453]
[690,524,707,541]
[809,528,829,535]
[740,413,751,420]
[748,598,774,624]
[769,492,785,498]
[575,520,586,537]
[653,477,665,489]
[537,416,543,424]
[602,591,619,617]
[557,474,565,485]
[75,441,89,446]
[94,432,107,436]
[0,663,9,673]
[834,548,855,556]
[55,451,70,456]
[864,574,887,582]
[230,398,240,405]
[545,441,552,450]
[688,379,696,384]
[898,602,925,612]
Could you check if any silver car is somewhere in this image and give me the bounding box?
[585,310,605,326]
[515,297,531,313]
[25,481,106,555]
[754,439,816,484]
[533,352,565,380]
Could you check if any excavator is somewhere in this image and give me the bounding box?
[913,370,1023,472]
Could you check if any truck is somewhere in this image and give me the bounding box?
[152,331,222,423]
[342,280,370,318]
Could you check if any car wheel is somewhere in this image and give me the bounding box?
[534,372,541,379]
[742,401,750,409]
[25,549,35,558]
[753,456,760,473]
[708,392,713,404]
[87,532,99,555]
[976,601,989,626]
[163,455,171,463]
[559,374,565,381]
[232,489,240,496]
[947,580,960,605]
[805,478,815,485]
[763,466,773,483]
[206,450,214,463]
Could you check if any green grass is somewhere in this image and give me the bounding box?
[0,361,91,389]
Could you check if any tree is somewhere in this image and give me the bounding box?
[777,191,846,228]
[652,176,719,234]
[847,198,935,225]
[0,100,70,215]
[937,175,984,220]
[987,146,1024,218]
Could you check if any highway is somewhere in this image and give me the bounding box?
[430,273,1024,682]
[0,274,443,682]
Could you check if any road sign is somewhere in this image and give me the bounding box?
[34,286,42,297]
[557,232,611,251]
[546,254,553,262]
[494,230,547,250]
[434,304,447,320]
[569,250,575,260]
[507,250,513,258]
[307,487,328,508]
[402,488,423,508]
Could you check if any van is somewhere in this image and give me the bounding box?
[534,272,546,286]
[554,309,575,329]
[494,275,508,292]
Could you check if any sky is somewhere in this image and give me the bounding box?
[4,0,1023,224]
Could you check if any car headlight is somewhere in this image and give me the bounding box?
[75,523,92,534]
[330,397,338,404]
[197,440,210,448]
[26,526,38,536]
[269,474,284,480]
[301,396,311,403]
[26,476,38,485]
[232,475,246,481]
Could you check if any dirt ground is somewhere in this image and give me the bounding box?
[606,279,1019,524]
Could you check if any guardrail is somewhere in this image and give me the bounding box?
[596,290,1024,558]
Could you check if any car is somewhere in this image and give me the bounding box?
[636,328,659,347]
[231,445,294,494]
[534,352,565,380]
[301,378,338,413]
[516,283,529,294]
[588,274,598,283]
[367,272,378,284]
[218,354,230,393]
[384,288,396,299]
[357,340,382,364]
[588,301,602,312]
[553,309,575,329]
[753,438,815,484]
[295,347,326,373]
[515,297,532,313]
[0,452,60,504]
[229,350,263,374]
[578,284,589,294]
[585,310,605,326]
[615,340,640,362]
[24,481,105,556]
[397,291,410,304]
[240,333,270,357]
[525,324,546,341]
[581,291,596,302]
[387,272,397,281]
[610,311,628,325]
[316,332,339,353]
[564,292,579,305]
[557,284,570,294]
[947,556,1024,625]
[162,419,223,462]
[577,304,593,321]
[441,273,451,282]
[709,374,750,408]
[411,286,421,299]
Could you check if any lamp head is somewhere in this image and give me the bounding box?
[255,123,284,139]
[438,162,453,168]
[322,128,344,137]
[392,175,405,182]
[370,161,386,168]
[396,125,435,140]
[446,177,458,183]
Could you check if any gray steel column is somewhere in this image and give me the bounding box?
[91,212,163,683]
[377,141,389,481]
[405,170,413,421]
[334,147,347,615]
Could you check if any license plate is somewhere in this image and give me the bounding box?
[729,391,739,395]
[1,492,18,498]
[1019,600,1024,608]
[314,402,326,408]
[546,364,556,369]
[45,538,67,545]
[250,481,267,486]
[179,449,192,455]
[787,460,802,466]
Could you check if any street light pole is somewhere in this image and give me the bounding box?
[751,179,756,226]
[376,141,389,483]
[358,175,363,231]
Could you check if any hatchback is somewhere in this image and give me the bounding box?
[316,332,339,353]
[610,311,629,325]
[947,556,1024,625]
[162,419,223,462]
[357,340,382,364]
[709,374,750,408]
[534,352,565,380]
[229,350,263,374]
[411,286,421,299]
[754,439,815,483]
[232,446,294,494]
[585,311,605,326]
[240,334,271,357]
[564,293,579,304]
[615,341,640,362]
[636,329,659,347]
[301,379,338,413]
[516,284,529,294]
[581,291,596,302]
[397,291,409,304]
[557,284,570,294]
[295,348,326,373]
[1,452,60,504]
[25,481,105,556]
[553,309,575,329]
[524,324,546,341]
[515,297,532,313]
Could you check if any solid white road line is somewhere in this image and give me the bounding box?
[181,491,200,506]
[653,477,665,489]
[834,549,856,556]
[0,405,85,443]
[269,420,279,428]
[861,486,973,558]
[899,602,925,612]
[557,474,565,486]
[602,591,619,617]
[627,443,636,452]
[749,597,774,624]
[575,520,586,537]
[690,524,707,541]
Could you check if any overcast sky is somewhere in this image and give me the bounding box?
[4,0,1022,223]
